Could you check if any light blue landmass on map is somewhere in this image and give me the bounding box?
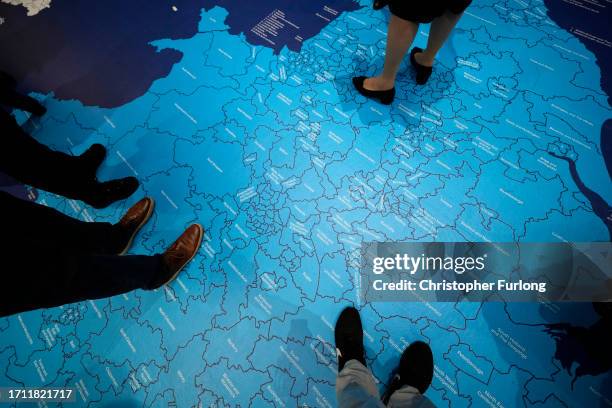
[1,1,611,407]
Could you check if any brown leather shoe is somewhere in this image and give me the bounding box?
[117,197,154,255]
[151,224,203,288]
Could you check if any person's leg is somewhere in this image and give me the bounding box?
[0,71,46,116]
[0,71,17,89]
[0,243,164,317]
[382,341,434,406]
[335,307,384,407]
[0,87,46,116]
[0,114,89,194]
[0,191,152,255]
[386,384,436,408]
[414,10,463,67]
[364,15,418,91]
[0,111,138,208]
[0,223,203,317]
[337,359,385,407]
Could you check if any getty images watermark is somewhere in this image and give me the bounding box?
[360,242,612,302]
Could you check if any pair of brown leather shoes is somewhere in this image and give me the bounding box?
[117,198,204,288]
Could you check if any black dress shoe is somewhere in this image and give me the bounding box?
[352,76,395,105]
[80,143,107,178]
[335,307,366,371]
[410,47,433,85]
[83,176,139,209]
[29,100,47,117]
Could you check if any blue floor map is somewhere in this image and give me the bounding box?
[1,0,611,406]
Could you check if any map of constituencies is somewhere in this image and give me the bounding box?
[0,0,611,406]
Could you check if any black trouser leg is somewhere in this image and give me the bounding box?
[0,115,92,201]
[0,88,43,115]
[0,191,125,254]
[0,243,163,317]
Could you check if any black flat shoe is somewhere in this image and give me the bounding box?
[83,176,139,209]
[352,76,395,105]
[410,47,433,85]
[80,143,107,178]
[28,99,47,116]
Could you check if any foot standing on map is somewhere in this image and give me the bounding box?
[0,192,204,317]
[335,307,435,407]
[0,110,139,208]
[353,1,471,104]
[0,72,139,209]
[0,70,47,116]
[0,193,155,256]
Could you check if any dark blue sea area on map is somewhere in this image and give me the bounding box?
[603,119,612,179]
[0,0,206,108]
[0,0,360,108]
[549,150,612,241]
[202,0,361,54]
[543,0,611,106]
[543,0,612,245]
[545,303,612,388]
